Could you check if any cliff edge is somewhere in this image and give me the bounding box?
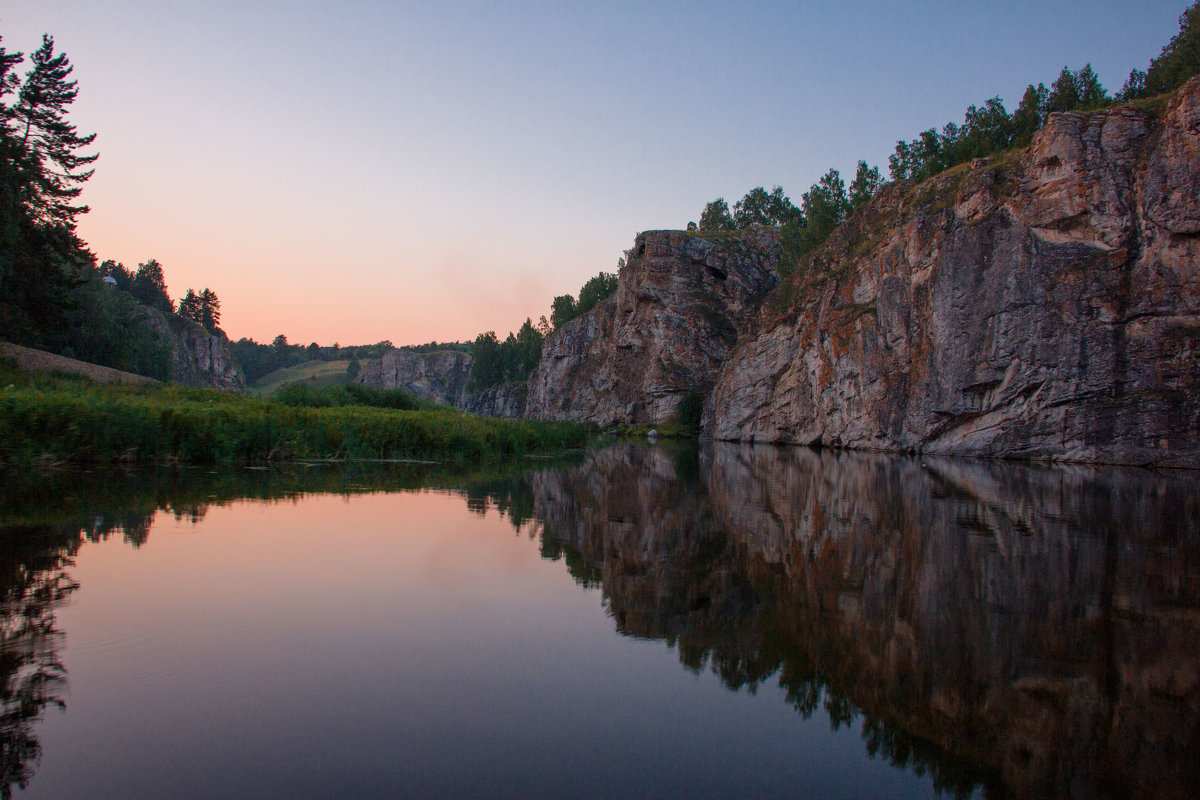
[524,227,780,425]
[142,308,241,391]
[704,78,1200,466]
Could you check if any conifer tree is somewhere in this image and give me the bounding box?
[1142,2,1200,96]
[131,259,173,312]
[178,288,202,322]
[199,288,220,330]
[10,35,97,228]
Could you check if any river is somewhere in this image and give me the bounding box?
[1,443,1197,799]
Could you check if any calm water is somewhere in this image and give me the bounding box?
[1,444,1198,799]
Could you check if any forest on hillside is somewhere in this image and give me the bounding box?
[689,2,1200,270]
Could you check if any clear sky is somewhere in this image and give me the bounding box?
[4,1,1192,346]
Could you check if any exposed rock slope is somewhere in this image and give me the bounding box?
[524,228,780,425]
[143,308,241,391]
[706,78,1200,466]
[462,381,527,418]
[357,348,473,407]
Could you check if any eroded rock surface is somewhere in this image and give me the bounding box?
[706,78,1200,466]
[462,381,527,418]
[524,228,780,425]
[143,308,241,391]
[357,348,473,407]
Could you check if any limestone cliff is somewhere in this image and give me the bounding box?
[705,78,1200,466]
[356,348,473,407]
[462,381,527,418]
[142,308,241,391]
[524,227,780,425]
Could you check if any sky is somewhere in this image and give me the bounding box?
[4,1,1193,346]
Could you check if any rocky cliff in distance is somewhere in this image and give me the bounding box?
[143,307,241,391]
[705,77,1200,466]
[524,227,780,426]
[356,348,474,407]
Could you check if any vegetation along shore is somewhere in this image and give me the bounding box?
[0,362,590,466]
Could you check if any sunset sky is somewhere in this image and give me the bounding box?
[5,1,1191,346]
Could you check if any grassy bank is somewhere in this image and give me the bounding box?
[248,358,352,396]
[0,363,590,466]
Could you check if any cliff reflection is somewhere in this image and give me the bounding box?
[531,443,1200,800]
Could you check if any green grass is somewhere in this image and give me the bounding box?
[0,362,591,466]
[272,381,435,411]
[614,421,695,440]
[249,359,352,396]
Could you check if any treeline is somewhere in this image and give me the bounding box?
[550,271,619,329]
[0,32,167,376]
[890,4,1197,194]
[98,257,223,331]
[230,336,400,384]
[691,2,1200,269]
[468,269,620,393]
[469,318,548,392]
[692,164,882,265]
[0,31,228,380]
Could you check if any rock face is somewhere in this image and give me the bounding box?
[524,228,780,425]
[143,308,241,391]
[706,78,1200,466]
[357,348,473,407]
[462,381,527,418]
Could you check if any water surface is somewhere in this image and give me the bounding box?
[1,445,1197,799]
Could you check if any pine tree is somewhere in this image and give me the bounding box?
[178,288,202,322]
[199,288,220,331]
[1144,2,1200,96]
[0,37,26,257]
[0,37,23,135]
[131,259,172,312]
[11,36,97,229]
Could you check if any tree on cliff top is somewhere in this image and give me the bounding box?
[179,287,221,331]
[131,259,173,313]
[1125,1,1200,98]
[733,186,802,228]
[698,198,735,232]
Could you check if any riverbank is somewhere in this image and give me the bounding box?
[0,362,590,466]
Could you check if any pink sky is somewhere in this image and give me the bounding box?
[6,1,1189,346]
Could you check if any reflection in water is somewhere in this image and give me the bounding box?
[1,446,1197,799]
[530,444,1200,799]
[0,509,167,797]
[0,527,76,798]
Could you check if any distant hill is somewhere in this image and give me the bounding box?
[248,359,351,396]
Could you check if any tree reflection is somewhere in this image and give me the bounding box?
[0,525,79,799]
[0,449,1194,798]
[528,442,1200,800]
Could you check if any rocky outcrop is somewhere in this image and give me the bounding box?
[706,77,1200,466]
[142,308,241,391]
[523,228,780,425]
[357,348,473,407]
[462,381,527,418]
